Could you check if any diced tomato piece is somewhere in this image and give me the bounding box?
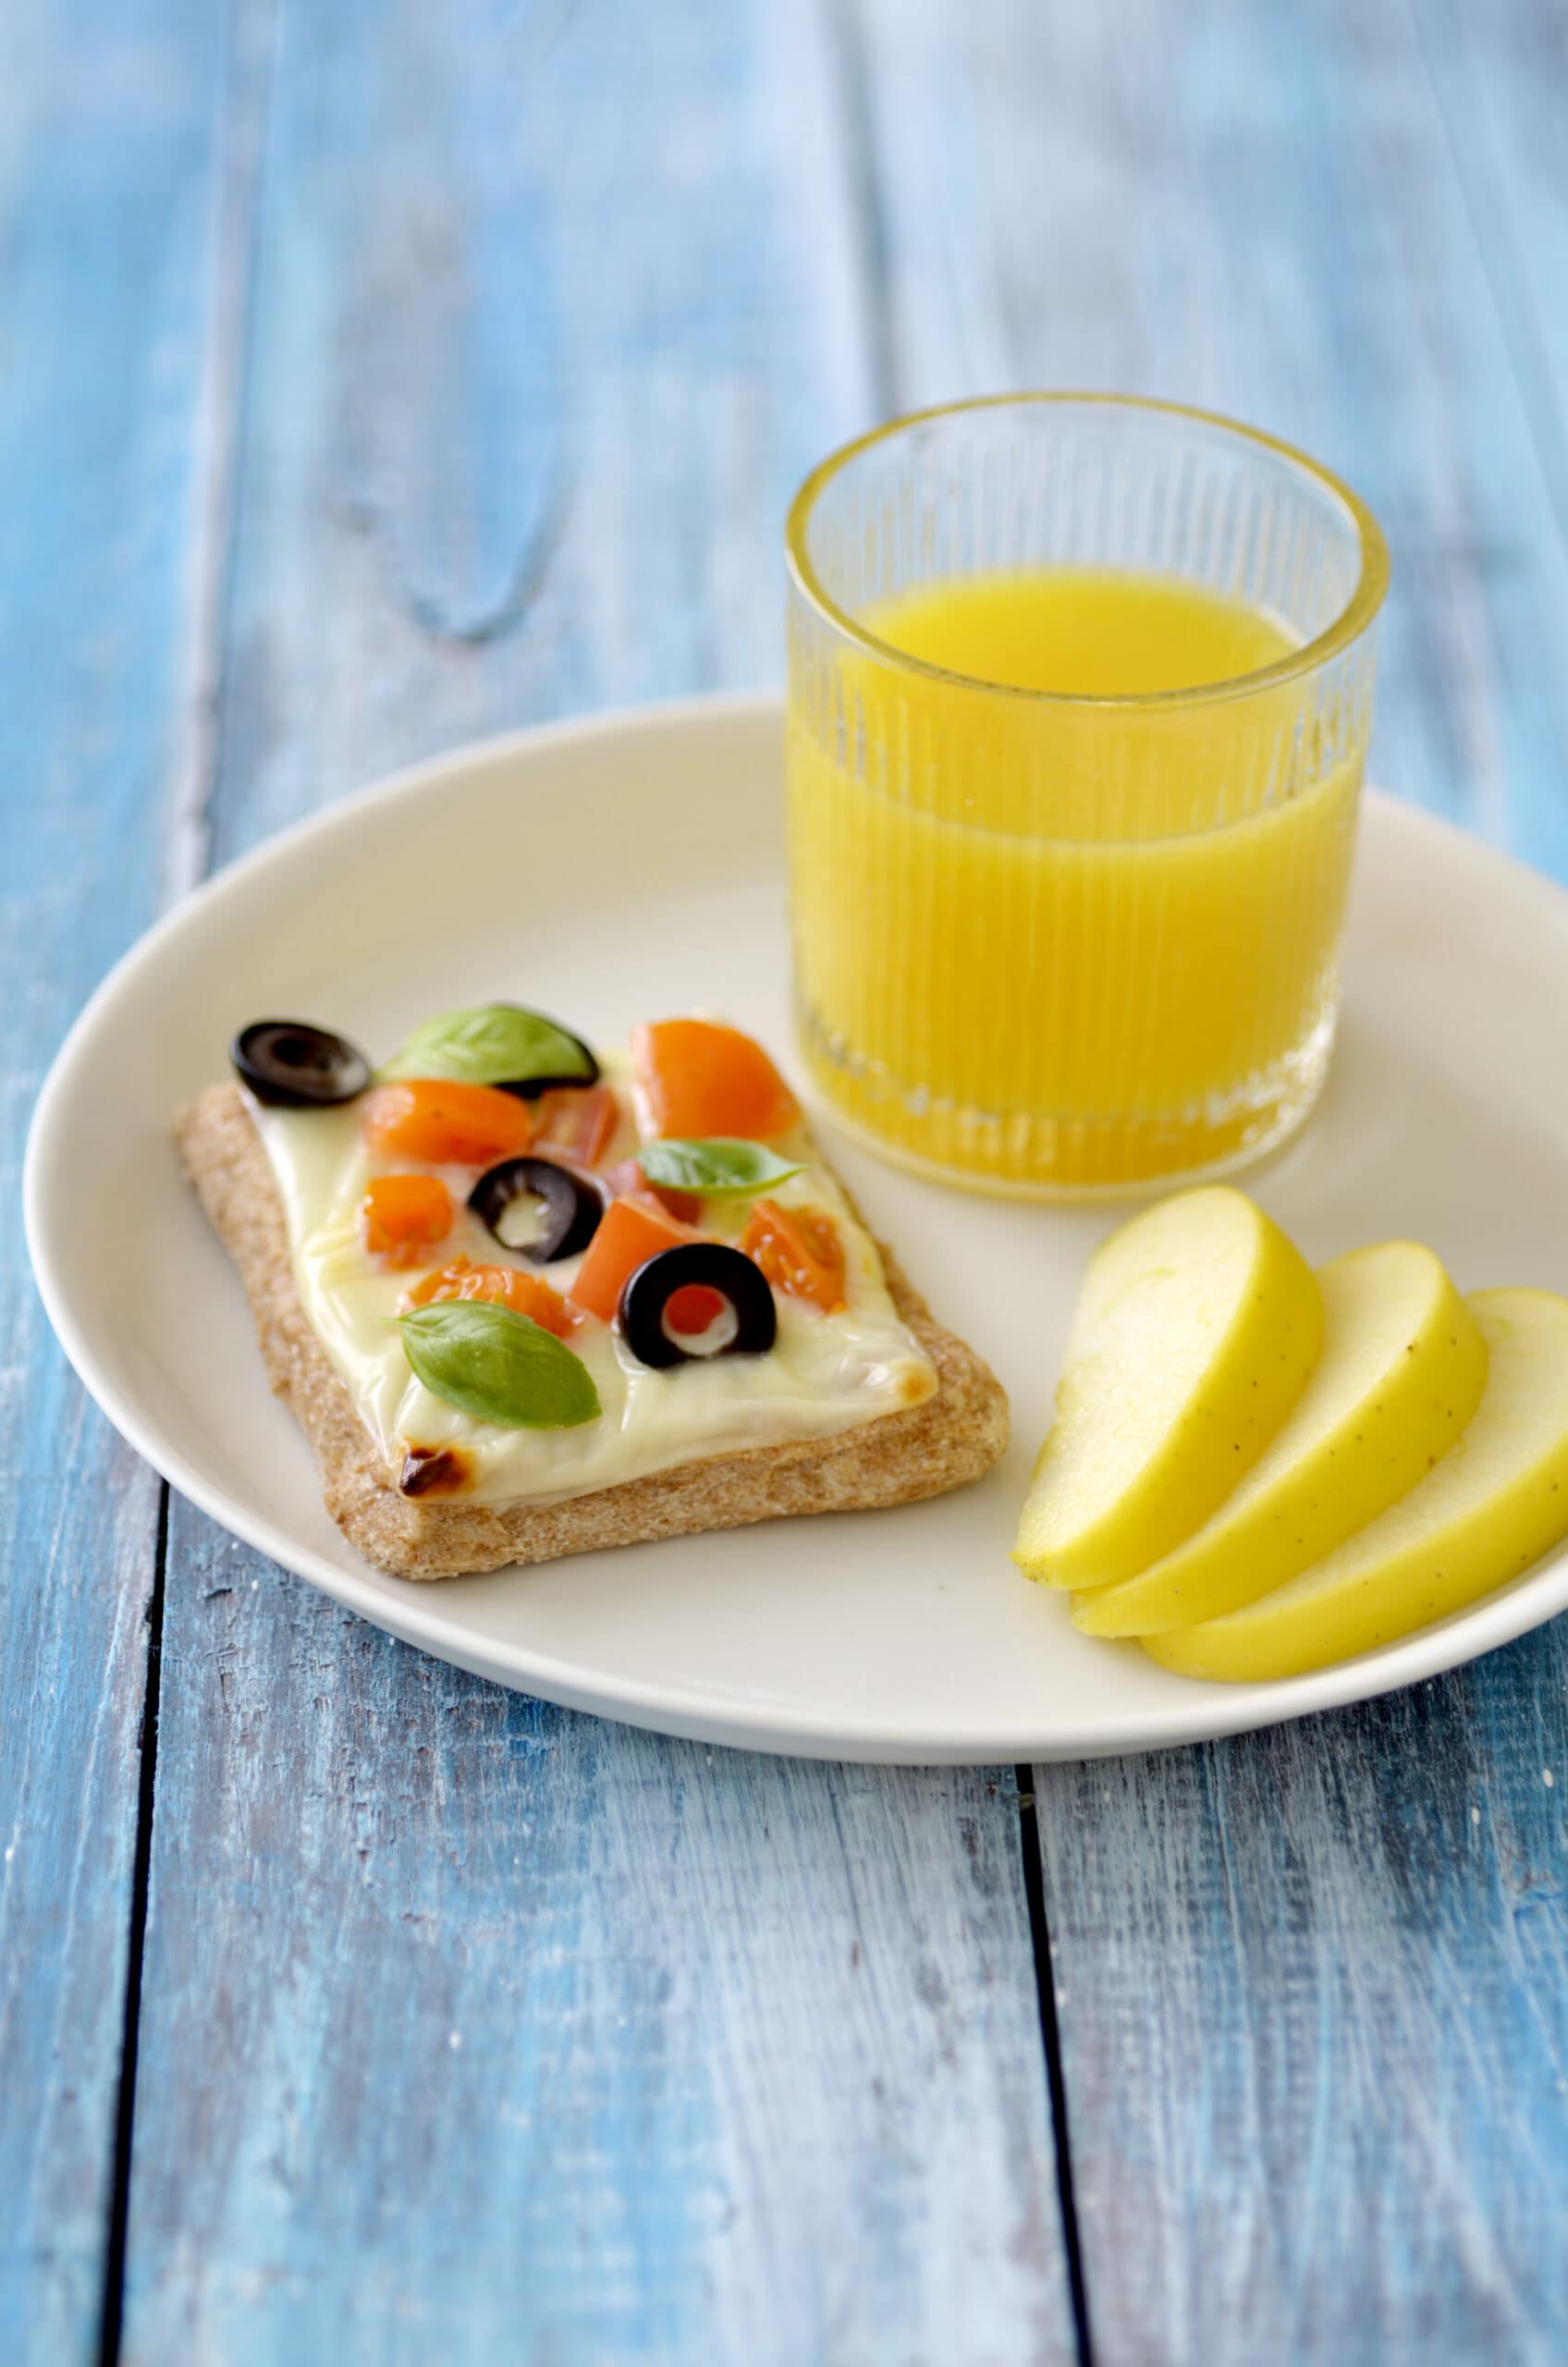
[739,1198,847,1313]
[604,1156,703,1228]
[663,1283,726,1338]
[361,1078,533,1167]
[568,1196,697,1325]
[631,1019,802,1143]
[400,1257,579,1337]
[360,1173,455,1267]
[533,1084,619,1168]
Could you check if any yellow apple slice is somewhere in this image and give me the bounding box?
[1012,1186,1322,1591]
[1072,1241,1488,1637]
[1144,1289,1568,1683]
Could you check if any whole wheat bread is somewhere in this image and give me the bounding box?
[177,1083,1010,1579]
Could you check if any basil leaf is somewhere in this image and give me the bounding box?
[382,1002,595,1089]
[398,1301,601,1430]
[637,1137,806,1198]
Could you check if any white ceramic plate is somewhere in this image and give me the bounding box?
[26,695,1568,1761]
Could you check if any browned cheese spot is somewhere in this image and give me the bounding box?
[399,1443,473,1499]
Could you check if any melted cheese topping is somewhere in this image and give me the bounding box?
[251,1056,937,1507]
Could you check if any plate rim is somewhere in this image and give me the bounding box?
[25,689,1568,1761]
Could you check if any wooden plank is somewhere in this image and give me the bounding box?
[1036,1655,1568,2364]
[0,3,234,2360]
[197,0,880,865]
[852,0,1568,2356]
[120,3,1073,2359]
[133,1542,1065,2362]
[1414,0,1568,572]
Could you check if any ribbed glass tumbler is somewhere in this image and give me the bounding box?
[784,394,1388,1196]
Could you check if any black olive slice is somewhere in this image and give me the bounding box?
[467,1156,605,1263]
[619,1244,777,1369]
[231,1019,373,1109]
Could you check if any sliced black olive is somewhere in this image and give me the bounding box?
[231,1019,372,1108]
[619,1243,778,1369]
[468,1156,605,1263]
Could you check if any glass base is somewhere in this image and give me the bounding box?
[796,994,1338,1203]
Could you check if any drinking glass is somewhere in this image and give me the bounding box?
[785,394,1389,1196]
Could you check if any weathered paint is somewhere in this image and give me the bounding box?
[0,1,233,2357]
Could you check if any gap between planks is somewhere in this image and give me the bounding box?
[95,1487,168,2367]
[95,2,284,2355]
[165,0,284,904]
[823,1,1099,2338]
[94,7,1094,2356]
[1016,1766,1096,2367]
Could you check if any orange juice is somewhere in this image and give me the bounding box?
[787,567,1366,1192]
[871,569,1292,696]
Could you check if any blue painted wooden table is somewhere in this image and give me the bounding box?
[6,3,1568,2361]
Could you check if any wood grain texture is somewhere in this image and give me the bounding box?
[130,1533,1063,2362]
[0,4,232,2359]
[1414,0,1568,585]
[200,0,876,867]
[850,0,1568,2354]
[1037,1653,1568,2365]
[118,2,1072,2358]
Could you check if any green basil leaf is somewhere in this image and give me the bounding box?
[382,1002,595,1088]
[398,1301,601,1430]
[636,1137,806,1198]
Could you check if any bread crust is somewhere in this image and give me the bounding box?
[176,1084,1010,1579]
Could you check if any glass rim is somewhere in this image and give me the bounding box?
[784,392,1390,710]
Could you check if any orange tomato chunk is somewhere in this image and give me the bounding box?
[533,1084,619,1168]
[568,1196,696,1325]
[739,1199,847,1313]
[631,1019,801,1143]
[401,1257,579,1338]
[360,1173,455,1266]
[361,1078,533,1167]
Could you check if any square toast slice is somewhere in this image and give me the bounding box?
[177,1084,1010,1579]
